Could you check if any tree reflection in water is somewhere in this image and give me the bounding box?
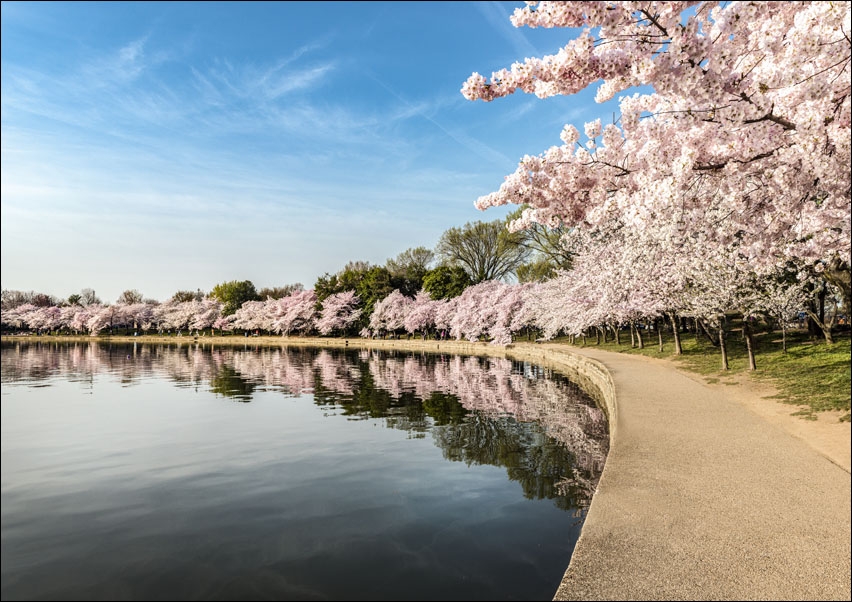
[208,364,257,402]
[1,341,609,510]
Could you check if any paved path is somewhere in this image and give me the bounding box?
[546,346,851,600]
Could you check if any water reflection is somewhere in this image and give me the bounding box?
[2,341,608,508]
[208,364,257,401]
[2,340,611,601]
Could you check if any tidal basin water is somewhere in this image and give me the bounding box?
[1,341,608,601]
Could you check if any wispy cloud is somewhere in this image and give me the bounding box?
[79,36,159,88]
[117,38,146,74]
[365,73,516,169]
[2,31,340,135]
[207,58,337,102]
[474,1,540,60]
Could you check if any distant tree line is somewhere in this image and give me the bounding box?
[2,214,567,336]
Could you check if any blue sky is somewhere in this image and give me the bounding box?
[2,1,616,303]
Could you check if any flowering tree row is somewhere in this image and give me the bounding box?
[362,281,534,346]
[360,250,835,371]
[3,258,833,361]
[0,289,363,337]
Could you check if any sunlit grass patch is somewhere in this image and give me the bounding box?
[557,326,851,422]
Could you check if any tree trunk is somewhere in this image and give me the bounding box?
[636,323,644,349]
[613,324,621,346]
[781,323,787,353]
[719,323,729,371]
[669,313,682,355]
[805,308,835,344]
[743,319,757,370]
[698,318,720,346]
[657,319,664,353]
[630,323,636,348]
[595,328,601,345]
[824,255,851,319]
[806,294,821,340]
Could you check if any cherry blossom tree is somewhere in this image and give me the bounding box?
[85,305,113,336]
[487,281,532,346]
[317,290,362,336]
[463,1,851,312]
[445,280,533,346]
[755,272,809,353]
[1,303,37,330]
[682,256,762,370]
[432,296,456,339]
[25,306,62,333]
[368,289,414,336]
[270,289,318,336]
[403,290,439,338]
[213,314,236,333]
[68,305,95,334]
[449,280,505,342]
[232,300,271,333]
[154,300,199,334]
[122,303,154,332]
[191,299,222,335]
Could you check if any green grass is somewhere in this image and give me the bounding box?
[555,326,851,422]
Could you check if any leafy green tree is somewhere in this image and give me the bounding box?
[508,206,575,280]
[314,273,340,302]
[315,262,400,329]
[517,257,558,283]
[422,265,472,300]
[170,289,205,303]
[315,261,371,301]
[209,280,260,316]
[435,219,530,283]
[359,266,395,317]
[386,246,435,296]
[257,283,303,300]
[66,293,82,306]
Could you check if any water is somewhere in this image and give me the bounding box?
[1,341,608,601]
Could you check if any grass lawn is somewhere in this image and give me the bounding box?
[554,326,851,422]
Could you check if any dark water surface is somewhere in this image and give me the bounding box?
[1,341,608,601]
